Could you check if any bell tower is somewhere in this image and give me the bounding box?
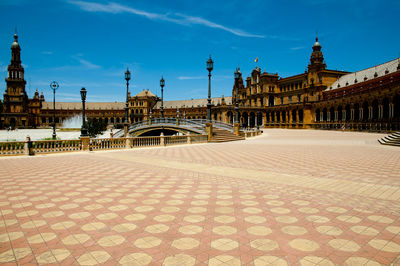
[2,33,28,128]
[308,36,326,72]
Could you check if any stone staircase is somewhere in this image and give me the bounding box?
[378,131,400,147]
[210,128,245,143]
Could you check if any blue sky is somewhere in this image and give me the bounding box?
[0,0,399,102]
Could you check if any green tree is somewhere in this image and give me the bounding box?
[87,118,107,138]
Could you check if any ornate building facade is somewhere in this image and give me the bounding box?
[1,34,400,131]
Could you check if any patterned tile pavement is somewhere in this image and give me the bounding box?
[1,129,400,265]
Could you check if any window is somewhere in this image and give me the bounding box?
[288,95,292,103]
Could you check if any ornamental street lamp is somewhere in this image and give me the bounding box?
[124,68,131,124]
[50,81,59,139]
[206,55,214,122]
[160,76,165,119]
[80,87,88,137]
[234,67,241,124]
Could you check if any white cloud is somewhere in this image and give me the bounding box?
[77,58,101,69]
[41,51,53,55]
[68,1,265,38]
[174,13,265,38]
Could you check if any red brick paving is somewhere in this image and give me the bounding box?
[1,129,400,265]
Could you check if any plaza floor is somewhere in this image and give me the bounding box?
[1,129,400,265]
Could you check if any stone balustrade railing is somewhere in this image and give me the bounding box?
[0,141,26,156]
[33,140,81,154]
[132,136,161,147]
[90,138,126,150]
[241,129,262,138]
[0,134,209,156]
[165,135,188,145]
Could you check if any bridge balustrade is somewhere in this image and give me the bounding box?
[114,118,236,138]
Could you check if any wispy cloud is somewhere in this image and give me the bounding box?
[68,1,265,38]
[41,51,53,55]
[76,58,101,69]
[173,13,265,38]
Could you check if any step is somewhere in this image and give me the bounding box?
[379,132,400,147]
[382,142,400,147]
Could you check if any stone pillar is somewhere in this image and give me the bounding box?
[334,111,338,121]
[123,123,128,137]
[359,108,363,120]
[350,109,354,121]
[327,112,330,122]
[369,106,373,120]
[234,123,240,136]
[24,136,30,155]
[263,112,267,127]
[80,136,90,151]
[125,137,131,149]
[342,110,346,121]
[303,109,312,128]
[389,103,394,118]
[378,105,383,119]
[160,132,165,146]
[205,123,213,141]
[187,134,192,144]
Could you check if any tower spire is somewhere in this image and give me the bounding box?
[308,35,326,71]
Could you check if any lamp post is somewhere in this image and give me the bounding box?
[50,81,59,140]
[124,68,131,124]
[160,76,165,119]
[206,55,214,122]
[234,67,241,124]
[80,87,88,136]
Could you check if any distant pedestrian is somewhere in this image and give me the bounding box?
[341,124,345,131]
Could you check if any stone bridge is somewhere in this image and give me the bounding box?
[113,118,235,138]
